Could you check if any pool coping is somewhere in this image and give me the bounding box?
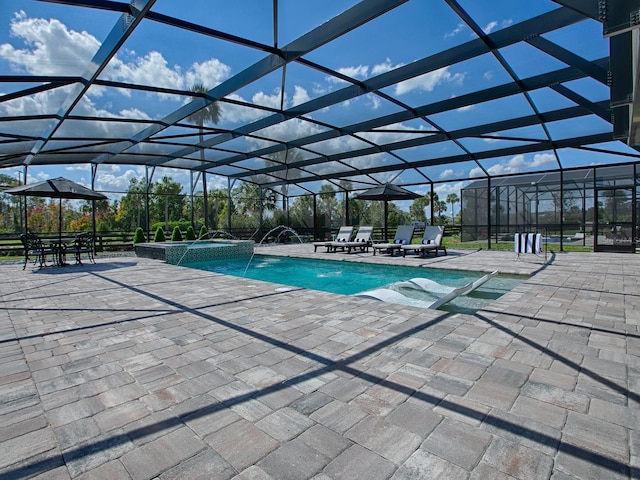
[135,239,254,264]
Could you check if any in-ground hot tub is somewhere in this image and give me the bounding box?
[135,239,254,264]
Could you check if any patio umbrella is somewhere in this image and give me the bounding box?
[4,177,108,259]
[355,183,422,241]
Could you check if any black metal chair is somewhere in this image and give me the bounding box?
[20,233,56,269]
[69,232,95,265]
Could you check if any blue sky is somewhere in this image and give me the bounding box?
[0,1,632,202]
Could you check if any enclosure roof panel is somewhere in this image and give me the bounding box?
[0,0,637,194]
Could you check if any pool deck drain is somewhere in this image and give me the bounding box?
[0,246,638,479]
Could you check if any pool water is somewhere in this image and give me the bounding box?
[181,255,524,313]
[184,240,232,248]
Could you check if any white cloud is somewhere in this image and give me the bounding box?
[219,93,270,124]
[325,60,464,97]
[327,65,369,84]
[483,21,498,34]
[105,54,231,101]
[483,71,494,81]
[340,65,369,79]
[250,115,325,148]
[369,95,381,110]
[184,58,231,89]
[118,108,152,120]
[358,122,429,144]
[0,87,65,116]
[96,167,145,191]
[531,152,556,166]
[32,171,51,182]
[324,58,404,87]
[483,19,513,35]
[469,166,484,178]
[312,83,327,96]
[221,85,311,124]
[469,152,556,177]
[0,11,232,105]
[395,67,464,95]
[65,164,91,172]
[439,169,455,179]
[100,164,122,173]
[444,22,466,39]
[445,19,511,39]
[292,85,310,106]
[0,11,100,76]
[371,58,404,75]
[0,88,154,144]
[435,181,466,197]
[251,89,283,110]
[106,51,184,90]
[206,174,228,192]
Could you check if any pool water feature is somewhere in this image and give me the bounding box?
[245,225,305,276]
[135,239,254,264]
[180,255,524,313]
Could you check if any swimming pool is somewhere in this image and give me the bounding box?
[181,255,524,313]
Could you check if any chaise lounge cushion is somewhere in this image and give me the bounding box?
[331,226,373,253]
[372,225,415,256]
[402,226,447,257]
[313,226,354,252]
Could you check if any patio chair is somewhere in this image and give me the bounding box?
[330,226,373,253]
[20,233,56,269]
[372,224,415,256]
[68,232,95,265]
[402,226,447,257]
[313,226,354,252]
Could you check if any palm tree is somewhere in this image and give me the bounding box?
[430,192,447,224]
[446,193,459,224]
[266,149,303,214]
[188,84,221,230]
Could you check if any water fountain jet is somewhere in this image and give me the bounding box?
[243,225,304,276]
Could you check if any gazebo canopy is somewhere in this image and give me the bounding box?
[1,1,639,196]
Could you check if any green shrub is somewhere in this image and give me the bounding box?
[153,226,166,242]
[97,220,111,233]
[199,225,208,239]
[150,220,192,234]
[185,226,196,240]
[133,227,146,244]
[171,226,183,241]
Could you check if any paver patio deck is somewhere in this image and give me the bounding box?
[0,246,638,479]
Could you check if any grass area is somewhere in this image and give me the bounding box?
[559,244,597,252]
[442,236,593,252]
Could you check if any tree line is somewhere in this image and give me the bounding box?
[0,172,460,236]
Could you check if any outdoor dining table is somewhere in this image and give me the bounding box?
[46,238,74,266]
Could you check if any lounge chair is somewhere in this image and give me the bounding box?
[330,226,373,253]
[372,224,415,256]
[355,270,499,309]
[313,226,354,252]
[394,270,499,295]
[354,284,469,309]
[402,226,446,257]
